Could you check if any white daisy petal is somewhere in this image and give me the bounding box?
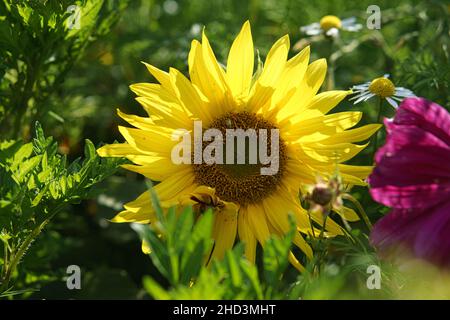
[305,28,323,36]
[326,28,339,37]
[353,92,374,104]
[395,88,415,97]
[386,97,399,108]
[349,92,367,101]
[363,93,375,101]
[341,17,357,26]
[344,24,363,32]
[300,23,321,34]
[352,83,370,90]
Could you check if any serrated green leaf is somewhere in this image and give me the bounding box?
[31,184,49,207]
[12,143,33,164]
[14,155,42,182]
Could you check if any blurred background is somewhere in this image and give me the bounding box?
[0,0,449,298]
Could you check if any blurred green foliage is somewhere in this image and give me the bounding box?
[136,190,400,300]
[0,0,129,139]
[0,122,124,296]
[135,190,297,299]
[0,0,449,299]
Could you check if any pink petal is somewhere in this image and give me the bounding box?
[370,208,425,255]
[375,121,449,164]
[370,145,450,187]
[370,183,450,209]
[371,202,450,266]
[395,98,450,145]
[414,201,450,266]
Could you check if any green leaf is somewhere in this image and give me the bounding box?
[14,155,42,182]
[31,184,49,207]
[142,276,171,300]
[12,143,33,165]
[47,110,65,123]
[225,249,242,288]
[180,209,214,284]
[145,181,164,223]
[84,139,96,160]
[263,217,295,292]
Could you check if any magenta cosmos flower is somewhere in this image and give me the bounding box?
[369,97,450,266]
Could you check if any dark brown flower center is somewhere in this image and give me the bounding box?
[192,111,287,206]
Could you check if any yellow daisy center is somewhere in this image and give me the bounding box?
[192,111,287,206]
[320,15,342,31]
[368,77,396,98]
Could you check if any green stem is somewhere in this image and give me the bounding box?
[342,193,373,231]
[306,210,316,239]
[371,97,384,161]
[312,212,329,276]
[326,39,335,91]
[0,221,47,293]
[0,206,62,293]
[1,242,8,279]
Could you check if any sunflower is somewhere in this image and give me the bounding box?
[97,21,380,271]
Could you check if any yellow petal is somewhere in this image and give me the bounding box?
[281,58,327,118]
[226,21,254,99]
[289,112,362,143]
[169,68,213,124]
[188,34,234,114]
[118,125,175,156]
[334,206,360,222]
[271,46,310,113]
[135,96,192,129]
[247,35,289,112]
[117,109,155,131]
[308,207,344,236]
[237,208,257,263]
[152,168,196,202]
[338,164,373,179]
[111,209,154,224]
[211,203,239,260]
[113,169,196,224]
[201,30,229,93]
[262,194,313,259]
[304,90,352,114]
[321,124,382,144]
[121,158,184,181]
[141,61,176,95]
[301,142,368,163]
[340,173,368,186]
[97,143,162,165]
[300,58,327,99]
[259,35,290,87]
[97,143,144,157]
[289,251,306,273]
[246,204,271,246]
[129,82,164,98]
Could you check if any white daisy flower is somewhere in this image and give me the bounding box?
[350,74,416,108]
[300,16,362,38]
